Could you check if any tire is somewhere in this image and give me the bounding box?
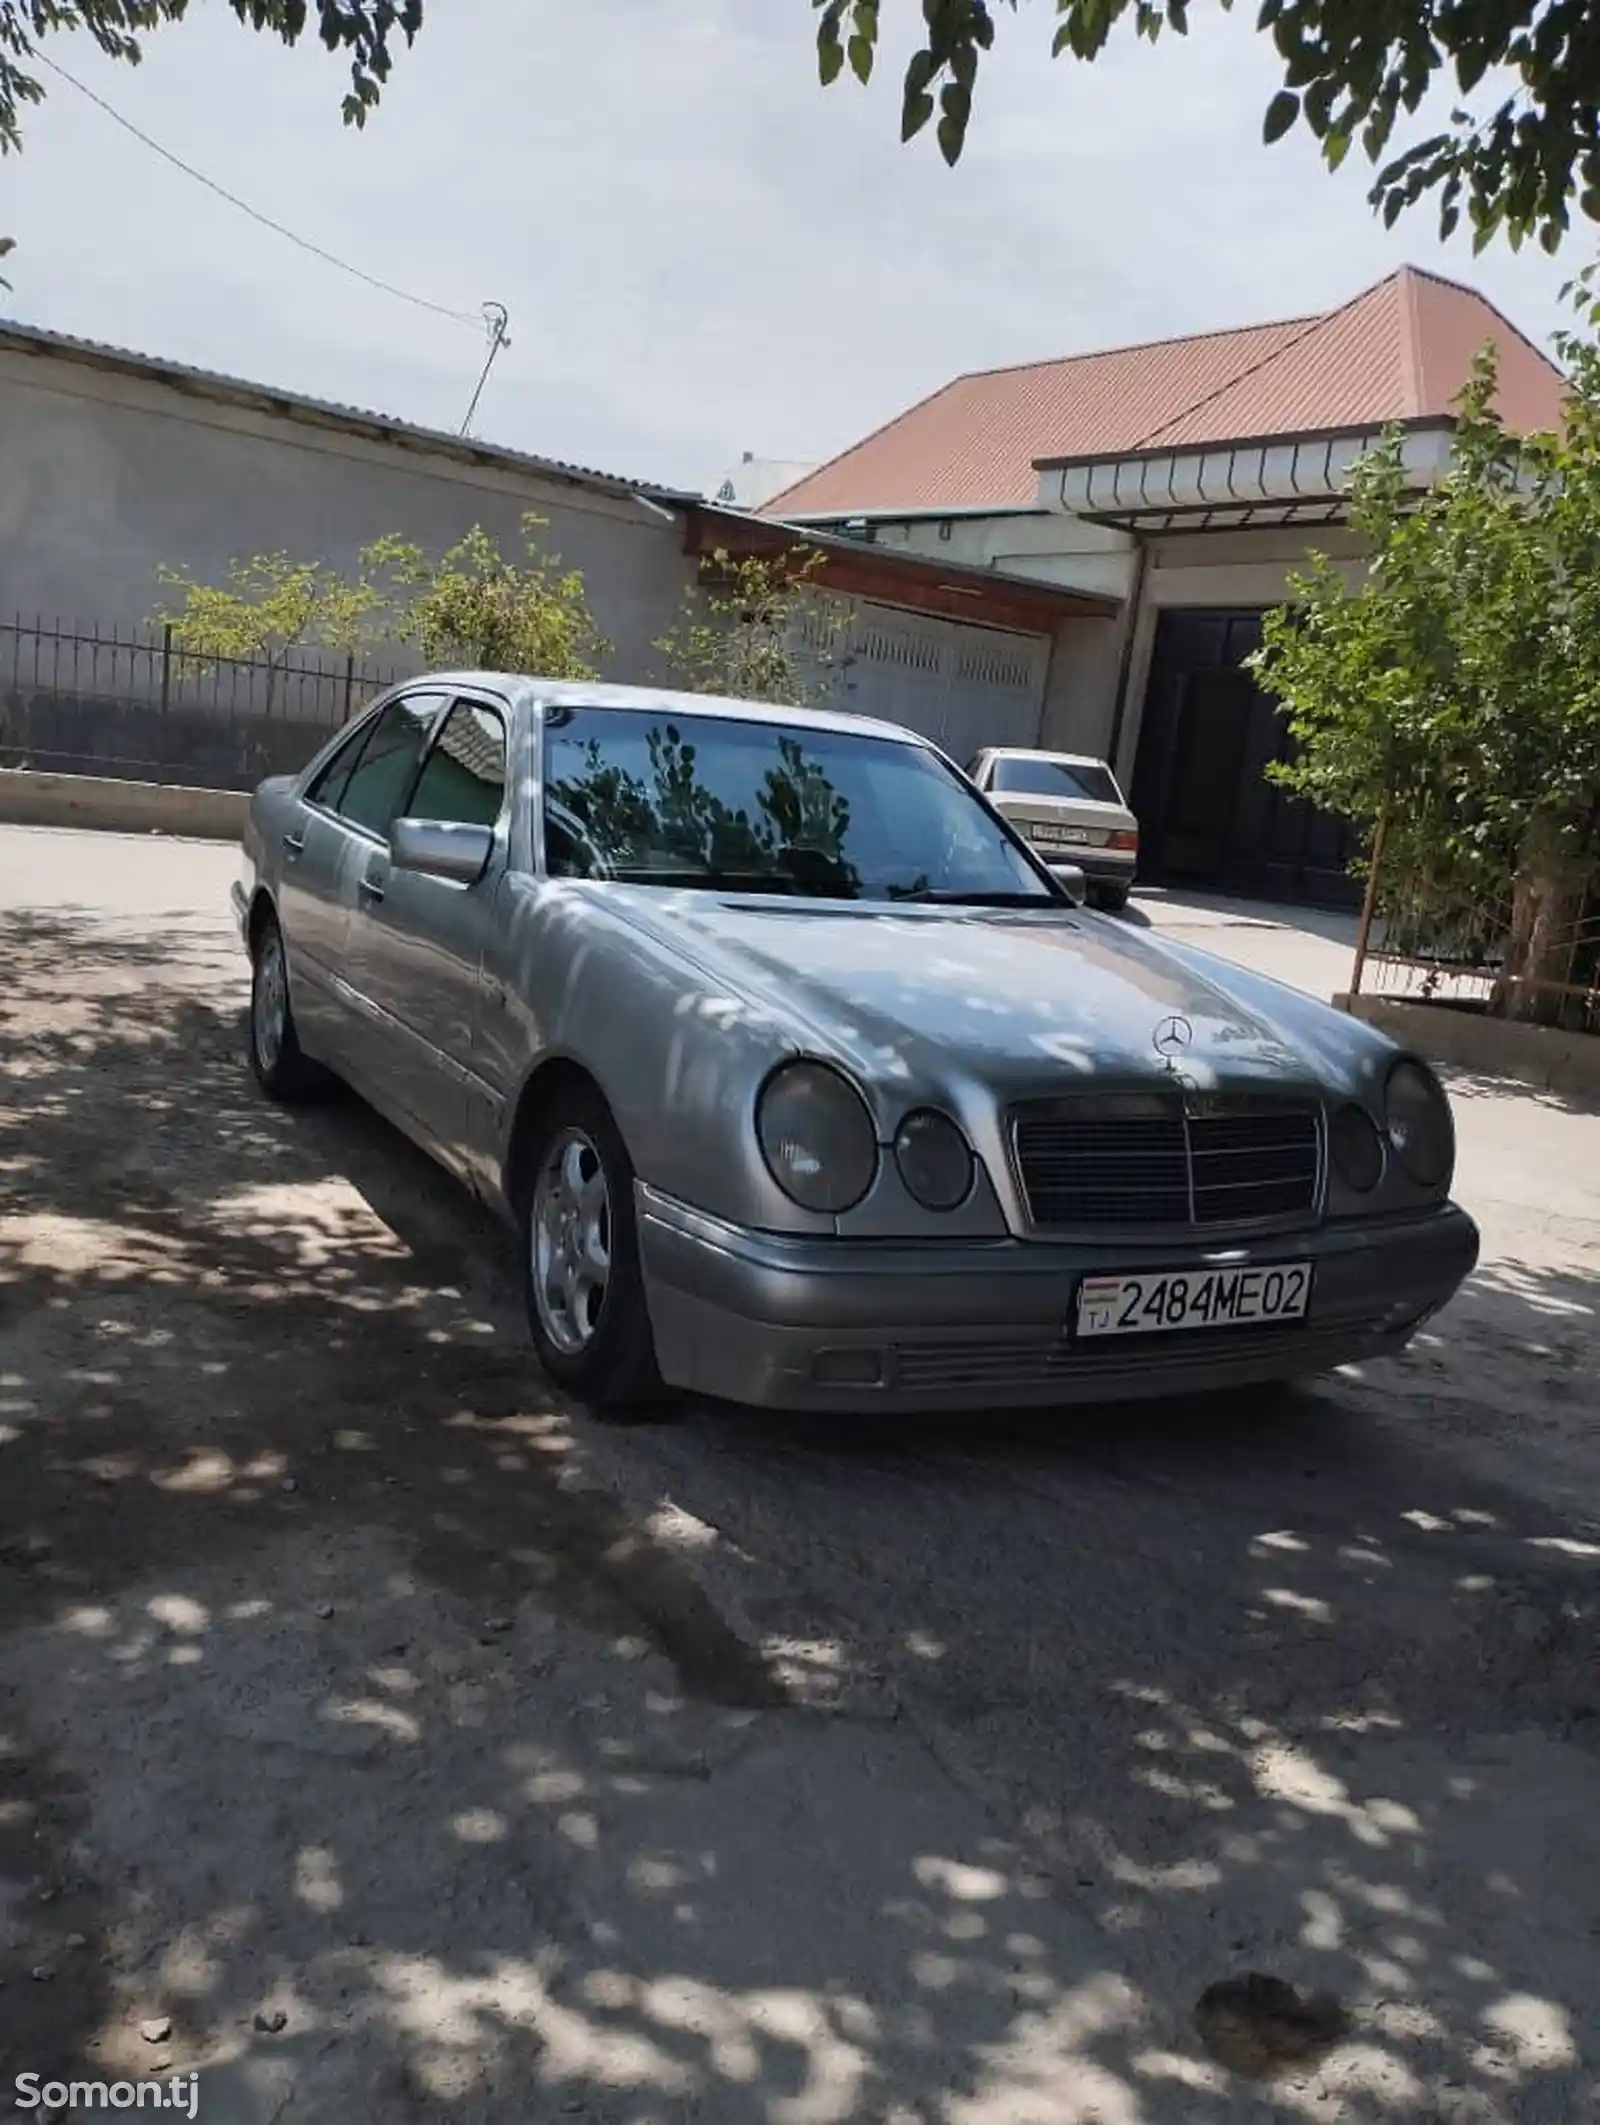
[1091,883,1131,914]
[518,1082,668,1416]
[248,909,326,1103]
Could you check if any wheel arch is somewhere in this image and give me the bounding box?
[503,1055,614,1218]
[245,885,279,955]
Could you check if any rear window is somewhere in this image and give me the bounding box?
[990,755,1121,805]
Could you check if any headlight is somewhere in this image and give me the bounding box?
[1329,1103,1384,1192]
[1384,1061,1453,1189]
[757,1062,878,1213]
[894,1109,975,1210]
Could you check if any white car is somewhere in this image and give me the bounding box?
[968,747,1139,912]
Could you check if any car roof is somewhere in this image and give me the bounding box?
[986,746,1115,769]
[412,673,928,748]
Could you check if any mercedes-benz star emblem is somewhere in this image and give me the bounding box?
[1152,1014,1194,1063]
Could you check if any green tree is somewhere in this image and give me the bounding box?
[1,3,420,275]
[155,550,386,706]
[364,515,608,677]
[0,3,416,151]
[655,547,852,706]
[816,0,1600,252]
[1252,316,1600,1025]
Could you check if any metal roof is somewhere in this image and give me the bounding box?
[764,267,1568,519]
[0,315,696,505]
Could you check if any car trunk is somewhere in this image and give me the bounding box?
[992,792,1137,856]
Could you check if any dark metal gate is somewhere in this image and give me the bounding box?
[1130,609,1360,909]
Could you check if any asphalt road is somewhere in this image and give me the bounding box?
[1,823,1597,2125]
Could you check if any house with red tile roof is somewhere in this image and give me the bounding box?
[737,266,1567,907]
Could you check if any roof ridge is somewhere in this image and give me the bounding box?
[1128,268,1417,451]
[1396,261,1567,392]
[1396,266,1426,417]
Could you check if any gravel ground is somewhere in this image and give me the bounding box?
[0,824,1597,2125]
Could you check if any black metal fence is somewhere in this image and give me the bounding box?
[0,617,410,791]
[1349,813,1600,1037]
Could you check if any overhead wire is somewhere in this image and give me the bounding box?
[35,48,483,328]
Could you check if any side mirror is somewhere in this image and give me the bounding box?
[1050,862,1088,908]
[390,817,494,886]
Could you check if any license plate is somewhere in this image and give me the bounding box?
[1075,1262,1313,1339]
[1032,824,1092,846]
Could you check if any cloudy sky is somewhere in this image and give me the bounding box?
[3,0,1586,493]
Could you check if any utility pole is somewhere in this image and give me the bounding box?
[459,302,511,438]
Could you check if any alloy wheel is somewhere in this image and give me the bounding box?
[531,1127,612,1356]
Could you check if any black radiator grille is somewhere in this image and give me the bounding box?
[1012,1096,1320,1230]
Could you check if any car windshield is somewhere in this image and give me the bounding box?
[990,755,1121,805]
[541,704,1058,904]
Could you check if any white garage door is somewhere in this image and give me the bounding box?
[796,600,1049,765]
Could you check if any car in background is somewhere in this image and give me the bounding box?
[968,747,1139,912]
[234,676,1478,1419]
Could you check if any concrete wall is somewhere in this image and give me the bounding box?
[0,346,697,682]
[1338,994,1600,1104]
[0,766,247,839]
[1039,615,1124,758]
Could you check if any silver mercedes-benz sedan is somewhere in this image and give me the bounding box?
[232,675,1478,1415]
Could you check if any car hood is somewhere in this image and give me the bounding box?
[617,893,1318,1100]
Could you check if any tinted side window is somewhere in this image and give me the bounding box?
[306,722,371,813]
[406,701,508,829]
[335,694,443,838]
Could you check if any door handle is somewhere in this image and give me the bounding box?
[282,831,306,858]
[358,869,386,904]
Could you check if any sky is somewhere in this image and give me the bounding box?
[1,0,1588,495]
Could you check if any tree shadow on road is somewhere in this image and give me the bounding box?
[1,906,1597,2123]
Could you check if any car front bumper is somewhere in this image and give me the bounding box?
[230,878,251,944]
[635,1186,1480,1414]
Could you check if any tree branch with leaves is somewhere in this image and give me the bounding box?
[814,0,1600,254]
[0,2,421,277]
[155,549,387,708]
[363,514,608,678]
[655,547,854,707]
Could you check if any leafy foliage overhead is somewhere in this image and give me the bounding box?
[813,0,1600,252]
[0,2,420,152]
